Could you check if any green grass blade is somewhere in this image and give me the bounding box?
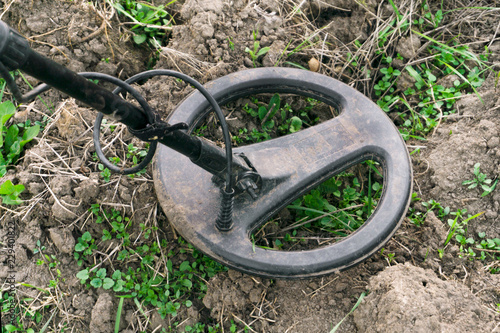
[115,297,125,333]
[330,292,366,332]
[39,309,57,333]
[411,29,482,65]
[437,59,483,103]
[461,211,484,225]
[405,65,426,88]
[284,61,308,70]
[19,283,50,294]
[108,1,139,23]
[444,215,459,246]
[387,0,402,22]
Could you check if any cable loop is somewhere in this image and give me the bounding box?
[81,72,159,175]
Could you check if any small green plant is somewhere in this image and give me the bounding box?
[227,37,235,51]
[245,30,270,67]
[33,240,60,270]
[380,248,396,264]
[444,210,483,247]
[412,3,443,28]
[408,195,451,227]
[91,206,131,244]
[111,0,176,48]
[462,163,497,197]
[74,231,97,266]
[183,322,220,333]
[236,95,318,144]
[126,143,147,165]
[230,320,237,333]
[125,143,148,178]
[0,179,25,205]
[374,56,401,112]
[0,100,40,176]
[77,267,115,289]
[98,163,111,182]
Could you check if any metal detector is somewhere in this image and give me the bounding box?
[0,21,412,278]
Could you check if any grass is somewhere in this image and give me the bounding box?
[329,292,366,332]
[441,209,500,273]
[277,1,496,141]
[75,206,227,327]
[372,40,489,140]
[462,163,498,197]
[409,193,499,273]
[245,30,270,67]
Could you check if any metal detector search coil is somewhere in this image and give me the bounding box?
[0,20,412,279]
[154,68,413,278]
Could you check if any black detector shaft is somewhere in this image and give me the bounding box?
[0,20,253,186]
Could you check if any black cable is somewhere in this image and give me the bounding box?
[0,64,235,229]
[0,61,26,103]
[111,69,235,230]
[78,72,159,175]
[116,69,234,192]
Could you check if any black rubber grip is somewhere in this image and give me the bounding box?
[0,21,30,71]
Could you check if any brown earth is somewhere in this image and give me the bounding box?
[0,0,499,332]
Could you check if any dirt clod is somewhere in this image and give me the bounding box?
[396,34,422,59]
[48,227,75,254]
[354,264,496,332]
[90,293,114,333]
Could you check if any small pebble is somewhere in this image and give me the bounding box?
[308,58,320,72]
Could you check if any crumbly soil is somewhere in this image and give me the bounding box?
[0,0,499,332]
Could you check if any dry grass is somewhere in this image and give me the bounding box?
[277,0,499,93]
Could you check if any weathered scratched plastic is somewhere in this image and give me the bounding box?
[154,67,412,279]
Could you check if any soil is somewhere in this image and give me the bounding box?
[0,0,499,332]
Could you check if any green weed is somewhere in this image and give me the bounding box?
[380,248,396,265]
[111,0,177,48]
[408,194,451,227]
[74,231,97,266]
[0,100,40,177]
[0,180,25,205]
[76,207,227,324]
[462,163,498,197]
[245,30,270,67]
[235,94,318,144]
[444,210,500,269]
[287,166,382,238]
[98,163,111,182]
[370,5,490,140]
